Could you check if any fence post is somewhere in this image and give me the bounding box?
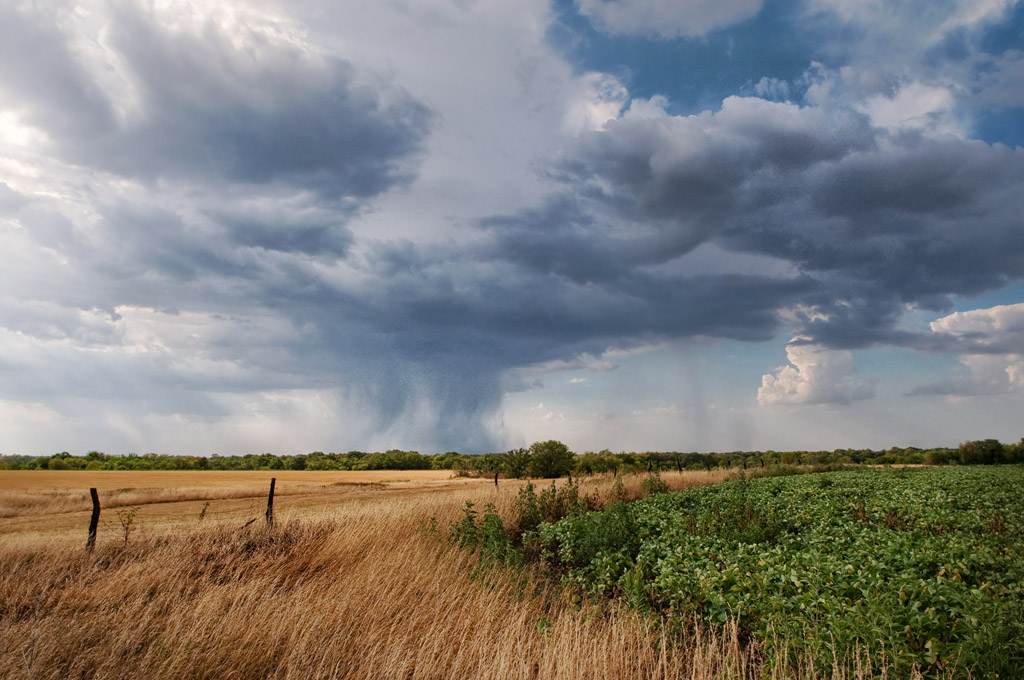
[494,472,499,487]
[86,488,100,552]
[265,478,276,527]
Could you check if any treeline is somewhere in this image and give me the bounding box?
[1,437,1021,474]
[0,449,435,471]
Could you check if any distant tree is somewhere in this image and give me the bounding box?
[472,453,504,474]
[574,452,599,475]
[600,450,622,476]
[958,439,1005,465]
[527,440,575,479]
[1006,438,1024,464]
[305,451,335,470]
[503,448,531,478]
[922,449,949,465]
[430,452,460,470]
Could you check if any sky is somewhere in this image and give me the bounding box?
[1,0,1023,456]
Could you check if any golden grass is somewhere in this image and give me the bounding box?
[0,469,457,492]
[0,469,460,521]
[0,469,905,679]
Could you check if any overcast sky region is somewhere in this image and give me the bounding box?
[2,0,1023,456]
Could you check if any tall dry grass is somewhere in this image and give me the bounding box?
[0,470,910,679]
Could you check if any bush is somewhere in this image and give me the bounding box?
[448,501,521,565]
[641,473,669,495]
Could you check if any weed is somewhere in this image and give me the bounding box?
[115,506,140,547]
[641,474,669,496]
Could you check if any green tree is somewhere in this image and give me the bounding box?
[1006,438,1024,464]
[527,440,575,479]
[958,439,1005,465]
[502,448,531,478]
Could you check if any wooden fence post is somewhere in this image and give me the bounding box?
[86,488,100,552]
[265,478,276,527]
[494,472,499,487]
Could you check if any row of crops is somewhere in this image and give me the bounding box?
[535,467,1024,677]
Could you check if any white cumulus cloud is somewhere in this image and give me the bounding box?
[858,81,961,136]
[929,302,1024,349]
[758,339,874,405]
[912,303,1024,396]
[564,72,629,133]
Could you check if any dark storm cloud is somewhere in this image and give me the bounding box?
[5,1,1023,453]
[98,4,430,199]
[57,89,1016,448]
[0,3,426,341]
[0,3,430,203]
[0,1,441,445]
[345,233,809,368]
[270,243,803,449]
[524,98,1024,349]
[212,203,353,258]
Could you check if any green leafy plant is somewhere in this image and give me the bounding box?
[612,476,627,503]
[449,501,479,549]
[641,473,669,495]
[536,467,1024,678]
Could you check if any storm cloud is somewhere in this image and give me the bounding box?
[0,3,430,200]
[1,0,1023,454]
[523,96,1024,351]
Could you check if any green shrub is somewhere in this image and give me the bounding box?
[448,501,521,566]
[449,501,479,549]
[641,473,669,495]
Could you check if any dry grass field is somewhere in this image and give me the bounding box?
[0,469,480,542]
[0,468,892,679]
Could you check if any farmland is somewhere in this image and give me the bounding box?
[0,467,745,680]
[1,465,1020,678]
[534,466,1024,678]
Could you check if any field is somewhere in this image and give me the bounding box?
[0,468,753,680]
[0,469,462,537]
[536,466,1024,678]
[3,466,1018,679]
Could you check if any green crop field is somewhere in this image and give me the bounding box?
[535,467,1024,677]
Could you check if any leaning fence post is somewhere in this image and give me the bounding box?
[86,488,100,551]
[265,478,276,527]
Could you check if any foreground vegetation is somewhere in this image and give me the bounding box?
[4,461,1021,678]
[502,467,1023,678]
[1,469,773,680]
